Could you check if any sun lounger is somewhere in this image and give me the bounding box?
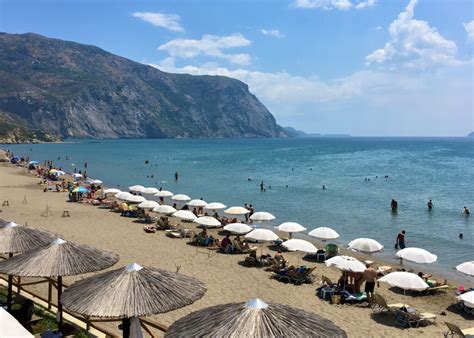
[372,294,409,314]
[425,284,449,295]
[444,322,474,337]
[274,267,316,285]
[340,290,367,304]
[395,309,437,328]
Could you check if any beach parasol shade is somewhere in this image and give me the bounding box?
[275,222,306,233]
[0,238,118,328]
[308,227,340,240]
[172,210,197,221]
[142,187,159,195]
[245,229,279,242]
[0,221,55,254]
[0,307,34,337]
[154,190,174,197]
[153,205,177,215]
[456,261,474,276]
[61,263,206,318]
[91,179,103,185]
[225,207,250,215]
[223,223,252,235]
[72,173,83,179]
[137,200,160,210]
[104,188,121,195]
[379,272,429,291]
[325,256,366,273]
[125,195,147,203]
[193,216,221,228]
[282,239,317,253]
[172,194,191,202]
[129,185,146,193]
[396,247,437,264]
[165,298,347,338]
[116,192,135,201]
[250,212,275,222]
[458,291,474,308]
[204,202,227,210]
[187,199,208,207]
[73,186,90,193]
[348,238,383,253]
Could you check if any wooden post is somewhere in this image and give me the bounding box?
[6,252,13,311]
[17,276,21,294]
[48,279,52,310]
[57,276,63,330]
[122,317,131,338]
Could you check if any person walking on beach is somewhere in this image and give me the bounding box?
[395,230,406,249]
[427,199,433,210]
[175,171,179,181]
[463,206,470,216]
[390,199,398,212]
[362,263,377,305]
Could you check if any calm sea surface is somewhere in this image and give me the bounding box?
[6,137,474,280]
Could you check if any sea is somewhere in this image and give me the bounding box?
[5,137,474,281]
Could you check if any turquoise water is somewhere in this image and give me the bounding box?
[6,137,474,279]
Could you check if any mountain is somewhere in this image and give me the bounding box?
[283,126,308,138]
[468,132,474,137]
[0,32,287,142]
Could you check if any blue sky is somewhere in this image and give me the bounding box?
[1,0,473,136]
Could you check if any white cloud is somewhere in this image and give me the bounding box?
[158,34,252,65]
[375,26,383,30]
[464,20,474,42]
[133,12,184,32]
[366,0,460,68]
[260,29,284,38]
[292,0,376,10]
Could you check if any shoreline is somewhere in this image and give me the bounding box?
[0,151,472,336]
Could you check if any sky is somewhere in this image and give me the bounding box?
[1,0,473,136]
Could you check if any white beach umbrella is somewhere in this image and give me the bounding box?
[72,173,83,179]
[250,212,275,222]
[129,185,146,193]
[245,229,279,242]
[104,188,121,195]
[152,205,177,215]
[223,223,253,234]
[456,261,474,276]
[325,256,366,273]
[275,222,306,233]
[172,194,191,202]
[282,239,317,253]
[204,202,227,210]
[379,272,429,291]
[115,192,134,201]
[308,227,340,240]
[193,216,221,228]
[54,170,65,176]
[348,238,384,253]
[138,200,160,210]
[91,179,103,185]
[172,210,197,221]
[458,291,474,308]
[225,206,250,215]
[142,187,159,195]
[154,190,174,197]
[396,248,437,264]
[0,307,33,337]
[188,199,208,207]
[125,195,147,203]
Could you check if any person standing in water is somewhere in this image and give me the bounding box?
[260,181,265,191]
[175,171,179,181]
[427,199,433,211]
[463,206,470,216]
[390,199,398,212]
[395,230,406,249]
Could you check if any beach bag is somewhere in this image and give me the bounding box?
[330,295,341,304]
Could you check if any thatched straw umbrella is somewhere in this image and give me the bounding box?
[165,298,347,338]
[61,263,207,337]
[0,238,119,328]
[0,221,55,311]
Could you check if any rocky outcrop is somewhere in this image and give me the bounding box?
[0,32,288,140]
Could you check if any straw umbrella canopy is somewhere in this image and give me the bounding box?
[0,238,119,328]
[153,205,177,215]
[456,261,474,276]
[396,247,437,264]
[165,298,347,337]
[348,238,383,254]
[204,202,227,211]
[61,263,206,337]
[308,227,340,241]
[250,212,275,222]
[223,223,252,235]
[193,216,221,228]
[0,221,55,311]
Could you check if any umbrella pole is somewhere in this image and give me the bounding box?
[57,275,63,330]
[122,317,131,338]
[6,252,13,312]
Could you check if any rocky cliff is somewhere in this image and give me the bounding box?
[0,32,287,141]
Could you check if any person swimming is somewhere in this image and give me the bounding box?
[463,206,470,215]
[459,233,464,239]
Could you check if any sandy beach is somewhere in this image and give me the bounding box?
[0,160,471,337]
